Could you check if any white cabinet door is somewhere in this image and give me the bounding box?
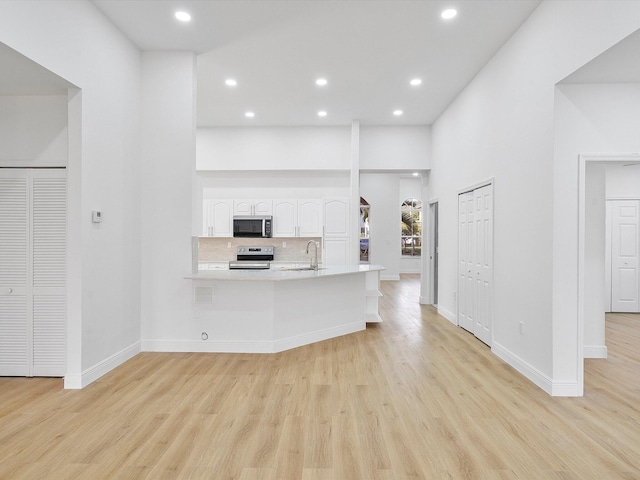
[273,199,322,237]
[323,238,350,266]
[611,200,639,312]
[0,169,66,377]
[323,197,349,237]
[273,199,297,237]
[298,199,322,237]
[203,199,233,237]
[253,200,272,216]
[234,199,272,216]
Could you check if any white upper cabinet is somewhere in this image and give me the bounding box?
[203,199,233,237]
[298,199,323,237]
[323,197,350,237]
[273,199,322,237]
[273,200,297,237]
[234,199,272,216]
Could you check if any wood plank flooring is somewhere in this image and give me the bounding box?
[1,275,639,479]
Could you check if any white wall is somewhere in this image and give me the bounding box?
[360,173,400,280]
[555,81,640,382]
[429,0,640,395]
[0,1,142,387]
[140,52,197,346]
[606,163,640,197]
[197,126,351,170]
[0,95,68,166]
[360,126,430,171]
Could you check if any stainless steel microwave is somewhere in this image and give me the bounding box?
[233,216,273,238]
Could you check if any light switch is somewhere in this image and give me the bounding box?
[92,210,102,223]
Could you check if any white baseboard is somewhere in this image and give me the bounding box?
[64,341,141,389]
[419,296,430,305]
[380,274,401,281]
[584,345,608,358]
[142,321,366,354]
[491,341,554,395]
[437,305,457,325]
[491,341,581,396]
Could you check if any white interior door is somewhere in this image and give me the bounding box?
[610,200,639,312]
[458,192,474,332]
[0,169,66,377]
[473,185,493,345]
[458,184,493,346]
[0,170,29,375]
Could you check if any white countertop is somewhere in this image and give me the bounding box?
[185,264,384,282]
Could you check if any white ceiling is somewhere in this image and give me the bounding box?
[92,0,542,127]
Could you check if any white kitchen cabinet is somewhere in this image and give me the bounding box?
[323,237,350,266]
[203,199,233,237]
[234,199,272,216]
[323,197,350,237]
[322,197,350,266]
[273,199,322,237]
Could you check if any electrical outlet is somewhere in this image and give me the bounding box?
[227,242,231,248]
[282,241,286,248]
[519,321,525,335]
[193,310,200,319]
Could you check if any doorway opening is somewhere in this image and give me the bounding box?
[578,154,640,395]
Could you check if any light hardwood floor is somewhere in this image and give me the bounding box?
[1,275,639,479]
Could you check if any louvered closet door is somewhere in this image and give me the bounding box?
[31,170,66,376]
[0,170,29,376]
[0,169,66,377]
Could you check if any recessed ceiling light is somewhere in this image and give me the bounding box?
[175,11,191,22]
[316,78,328,86]
[225,79,237,87]
[441,8,457,20]
[318,111,327,117]
[410,78,422,86]
[393,110,403,116]
[245,112,255,118]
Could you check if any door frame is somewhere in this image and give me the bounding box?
[425,199,439,306]
[578,153,640,395]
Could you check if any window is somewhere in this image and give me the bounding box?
[360,197,370,263]
[401,198,422,256]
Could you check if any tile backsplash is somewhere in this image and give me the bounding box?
[198,236,322,263]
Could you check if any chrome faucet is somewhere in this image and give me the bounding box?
[306,240,319,270]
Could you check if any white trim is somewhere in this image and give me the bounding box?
[606,196,640,201]
[399,268,421,274]
[492,341,553,395]
[142,321,365,354]
[584,345,608,358]
[419,296,430,305]
[578,153,640,397]
[63,341,140,389]
[457,177,494,196]
[437,305,457,325]
[381,274,401,281]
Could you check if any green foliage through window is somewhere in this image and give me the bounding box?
[401,198,422,257]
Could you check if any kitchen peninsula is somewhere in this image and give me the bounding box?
[180,264,384,353]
